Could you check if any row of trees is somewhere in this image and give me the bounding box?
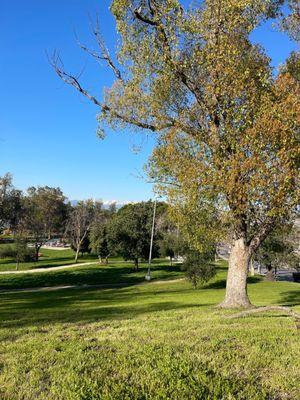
[0,173,298,284]
[0,174,187,269]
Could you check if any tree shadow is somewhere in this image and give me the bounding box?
[0,285,212,330]
[277,289,300,307]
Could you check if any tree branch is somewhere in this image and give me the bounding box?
[133,3,205,108]
[49,51,176,132]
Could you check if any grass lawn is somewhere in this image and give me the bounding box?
[0,246,98,272]
[0,259,183,291]
[0,262,299,399]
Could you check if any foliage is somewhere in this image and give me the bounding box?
[0,242,35,265]
[0,244,17,259]
[255,224,300,276]
[89,206,116,263]
[66,200,100,262]
[22,186,67,260]
[182,249,216,288]
[0,174,23,233]
[108,201,160,269]
[15,238,35,266]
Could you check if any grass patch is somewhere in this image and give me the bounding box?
[0,262,299,399]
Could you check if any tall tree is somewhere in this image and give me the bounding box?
[52,1,299,308]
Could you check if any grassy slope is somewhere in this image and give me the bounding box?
[0,260,182,290]
[0,246,97,272]
[0,262,300,399]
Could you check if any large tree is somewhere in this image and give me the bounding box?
[52,0,299,308]
[108,201,160,270]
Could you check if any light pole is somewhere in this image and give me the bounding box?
[145,199,157,281]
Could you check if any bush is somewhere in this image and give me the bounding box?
[182,250,216,288]
[0,245,16,259]
[15,241,35,263]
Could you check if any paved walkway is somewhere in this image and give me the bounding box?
[0,261,99,275]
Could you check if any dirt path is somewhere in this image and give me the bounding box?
[0,278,185,295]
[0,261,99,275]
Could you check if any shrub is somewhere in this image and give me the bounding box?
[0,245,16,259]
[182,250,216,288]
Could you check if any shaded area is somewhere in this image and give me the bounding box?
[0,260,183,291]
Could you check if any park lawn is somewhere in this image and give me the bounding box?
[0,259,184,291]
[0,263,300,399]
[0,246,99,272]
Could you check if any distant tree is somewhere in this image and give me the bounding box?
[22,186,67,261]
[0,174,23,235]
[90,225,110,264]
[71,235,91,257]
[90,205,115,264]
[182,248,216,289]
[108,201,160,271]
[66,200,98,262]
[254,225,300,281]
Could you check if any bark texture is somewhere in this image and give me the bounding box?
[220,238,252,308]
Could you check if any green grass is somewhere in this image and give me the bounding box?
[0,246,98,272]
[0,259,183,291]
[0,262,299,399]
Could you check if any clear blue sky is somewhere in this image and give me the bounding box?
[0,1,297,202]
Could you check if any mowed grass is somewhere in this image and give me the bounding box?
[0,259,183,290]
[0,262,300,399]
[0,246,97,272]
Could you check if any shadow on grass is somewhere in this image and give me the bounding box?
[0,284,212,329]
[277,289,300,307]
[0,263,183,291]
[204,275,262,290]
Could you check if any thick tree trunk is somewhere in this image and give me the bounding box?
[249,257,255,277]
[220,238,252,309]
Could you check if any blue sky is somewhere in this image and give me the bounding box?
[0,1,297,202]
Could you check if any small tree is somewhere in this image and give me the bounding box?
[66,200,97,263]
[182,249,216,289]
[15,237,35,270]
[90,226,110,264]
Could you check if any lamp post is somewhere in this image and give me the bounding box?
[145,199,157,281]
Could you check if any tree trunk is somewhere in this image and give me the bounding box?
[134,258,139,271]
[249,257,255,277]
[75,247,80,263]
[265,264,275,281]
[35,245,40,262]
[219,238,252,309]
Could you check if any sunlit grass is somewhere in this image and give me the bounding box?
[0,262,299,399]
